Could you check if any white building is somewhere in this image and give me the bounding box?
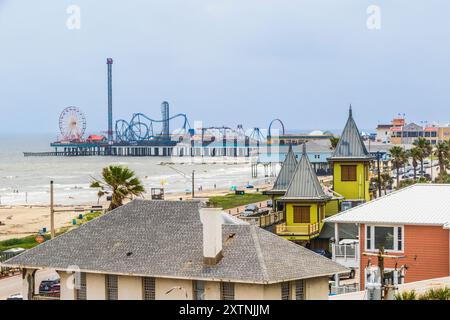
[3,200,346,300]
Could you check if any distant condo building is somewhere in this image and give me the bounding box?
[376,117,450,145]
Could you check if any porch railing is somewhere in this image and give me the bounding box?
[275,222,321,236]
[332,243,359,260]
[239,211,284,228]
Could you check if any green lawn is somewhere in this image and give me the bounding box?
[208,193,269,210]
[0,211,103,252]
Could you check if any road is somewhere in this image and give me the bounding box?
[0,269,58,300]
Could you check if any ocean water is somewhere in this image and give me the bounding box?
[0,134,275,205]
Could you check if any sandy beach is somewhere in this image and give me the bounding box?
[0,183,272,241]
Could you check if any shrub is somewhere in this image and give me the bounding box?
[419,287,450,300]
[395,290,417,300]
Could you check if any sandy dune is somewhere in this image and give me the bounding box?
[0,184,272,241]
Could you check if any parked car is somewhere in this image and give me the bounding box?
[311,248,332,259]
[266,199,273,207]
[245,184,254,189]
[39,278,60,295]
[244,204,258,212]
[6,293,23,300]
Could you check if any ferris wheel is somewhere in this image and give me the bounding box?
[59,106,87,141]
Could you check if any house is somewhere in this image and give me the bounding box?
[267,106,373,247]
[3,200,347,300]
[375,124,392,143]
[259,141,333,175]
[324,184,450,290]
[328,106,373,207]
[275,144,335,244]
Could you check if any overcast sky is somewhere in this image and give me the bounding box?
[1,0,450,135]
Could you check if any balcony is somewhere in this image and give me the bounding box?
[275,222,321,237]
[331,243,359,269]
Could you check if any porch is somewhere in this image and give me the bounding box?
[275,222,321,238]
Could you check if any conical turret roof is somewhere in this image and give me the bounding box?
[270,145,297,193]
[282,144,331,201]
[329,106,373,161]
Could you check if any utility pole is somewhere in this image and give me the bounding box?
[50,180,55,239]
[377,151,382,197]
[192,170,195,199]
[363,248,405,300]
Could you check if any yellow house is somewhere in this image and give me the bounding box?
[328,106,373,208]
[263,144,297,212]
[275,144,333,244]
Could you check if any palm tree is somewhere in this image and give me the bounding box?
[381,172,393,194]
[90,165,145,211]
[408,147,423,180]
[413,137,432,173]
[433,141,450,182]
[329,136,340,149]
[389,146,407,189]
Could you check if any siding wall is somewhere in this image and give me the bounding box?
[305,277,329,300]
[86,273,106,300]
[118,276,142,300]
[54,274,331,300]
[359,224,450,290]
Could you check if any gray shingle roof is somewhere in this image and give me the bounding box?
[270,145,297,193]
[3,200,346,284]
[330,106,373,161]
[281,144,331,201]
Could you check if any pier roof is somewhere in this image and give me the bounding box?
[329,106,373,161]
[280,144,331,201]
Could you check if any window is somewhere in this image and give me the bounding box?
[193,280,205,300]
[366,225,404,252]
[142,277,155,300]
[341,165,357,181]
[105,275,118,300]
[221,282,234,300]
[75,272,86,300]
[295,280,305,300]
[281,282,291,300]
[293,206,310,223]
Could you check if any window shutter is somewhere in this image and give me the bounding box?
[281,282,291,300]
[143,277,155,300]
[105,275,118,300]
[221,282,235,300]
[295,280,305,300]
[301,207,310,223]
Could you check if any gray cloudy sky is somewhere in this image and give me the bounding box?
[0,0,449,135]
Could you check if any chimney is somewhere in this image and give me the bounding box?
[199,208,224,265]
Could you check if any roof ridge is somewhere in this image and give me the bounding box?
[249,226,269,282]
